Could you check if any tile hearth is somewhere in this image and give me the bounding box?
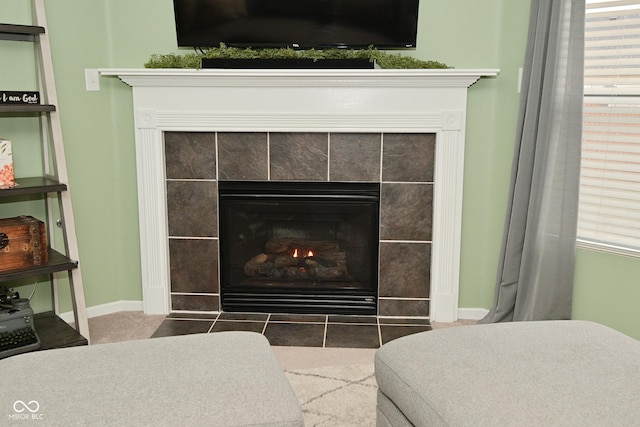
[151,312,431,348]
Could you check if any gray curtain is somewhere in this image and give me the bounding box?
[481,0,585,323]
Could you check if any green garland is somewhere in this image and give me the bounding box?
[145,45,451,69]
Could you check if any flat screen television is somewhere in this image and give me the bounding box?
[173,0,420,49]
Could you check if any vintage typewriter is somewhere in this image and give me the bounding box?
[0,288,41,359]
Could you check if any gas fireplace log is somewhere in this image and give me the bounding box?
[315,265,347,279]
[244,253,275,276]
[265,238,340,254]
[244,250,348,279]
[305,258,347,279]
[271,251,347,269]
[274,254,300,268]
[247,253,270,265]
[308,252,346,267]
[245,262,278,277]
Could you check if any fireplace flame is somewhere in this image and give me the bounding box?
[292,248,314,258]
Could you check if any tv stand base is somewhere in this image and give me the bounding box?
[201,58,375,69]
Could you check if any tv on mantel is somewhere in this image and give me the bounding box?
[172,0,420,50]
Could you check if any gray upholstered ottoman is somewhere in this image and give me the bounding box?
[375,320,640,427]
[1,331,304,426]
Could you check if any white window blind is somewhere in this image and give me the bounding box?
[578,0,640,255]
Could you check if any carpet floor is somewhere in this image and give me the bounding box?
[286,364,377,426]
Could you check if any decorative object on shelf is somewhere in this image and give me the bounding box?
[0,215,48,273]
[0,138,15,189]
[145,44,451,70]
[0,287,41,359]
[0,91,40,105]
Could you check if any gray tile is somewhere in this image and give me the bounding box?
[378,298,430,317]
[380,183,432,241]
[379,242,430,298]
[269,314,326,323]
[378,317,430,326]
[382,133,435,182]
[151,319,213,338]
[211,320,265,333]
[165,132,216,180]
[169,239,219,293]
[167,180,217,237]
[218,312,269,321]
[270,133,328,181]
[380,325,431,345]
[218,132,269,180]
[168,312,219,320]
[170,294,219,312]
[328,315,378,324]
[329,133,381,181]
[263,323,325,347]
[325,324,380,348]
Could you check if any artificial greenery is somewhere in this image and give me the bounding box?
[145,44,451,69]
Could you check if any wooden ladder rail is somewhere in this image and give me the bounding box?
[32,0,90,342]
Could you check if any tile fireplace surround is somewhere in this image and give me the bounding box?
[166,131,433,317]
[96,68,498,322]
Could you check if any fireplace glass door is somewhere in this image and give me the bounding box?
[219,181,379,315]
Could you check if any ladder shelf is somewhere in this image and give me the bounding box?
[0,0,90,346]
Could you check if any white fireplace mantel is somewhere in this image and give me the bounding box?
[95,67,499,322]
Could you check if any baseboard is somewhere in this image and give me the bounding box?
[58,300,144,324]
[458,308,489,320]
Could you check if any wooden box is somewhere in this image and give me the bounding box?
[0,215,48,272]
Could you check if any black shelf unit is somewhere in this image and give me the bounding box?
[0,23,45,41]
[1,3,89,352]
[0,249,78,284]
[34,312,88,349]
[0,177,67,197]
[0,104,56,113]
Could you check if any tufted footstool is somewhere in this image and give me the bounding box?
[375,320,640,426]
[1,331,304,426]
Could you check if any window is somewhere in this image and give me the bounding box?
[578,0,640,256]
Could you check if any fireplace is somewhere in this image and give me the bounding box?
[95,67,499,321]
[219,181,379,314]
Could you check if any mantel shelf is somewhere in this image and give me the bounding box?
[92,68,499,91]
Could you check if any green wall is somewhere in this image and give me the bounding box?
[1,0,638,340]
[573,249,640,339]
[417,1,531,310]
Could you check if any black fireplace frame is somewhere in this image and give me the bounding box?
[218,181,380,315]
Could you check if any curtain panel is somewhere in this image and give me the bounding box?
[482,0,585,323]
